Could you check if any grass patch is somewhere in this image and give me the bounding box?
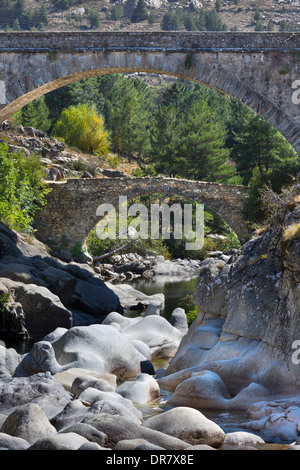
[283,222,300,242]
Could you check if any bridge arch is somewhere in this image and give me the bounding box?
[34,177,249,261]
[0,32,300,154]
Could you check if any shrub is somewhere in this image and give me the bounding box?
[52,104,110,155]
[0,143,50,233]
[283,223,300,242]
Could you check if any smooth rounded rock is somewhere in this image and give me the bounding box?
[0,372,71,418]
[142,406,225,448]
[78,441,108,450]
[0,432,30,450]
[116,373,160,404]
[83,413,190,450]
[54,368,117,392]
[122,315,183,359]
[60,423,108,447]
[77,388,142,421]
[223,431,265,447]
[28,432,88,450]
[20,324,145,380]
[71,376,115,397]
[114,439,164,450]
[167,370,231,409]
[169,308,189,335]
[1,403,57,445]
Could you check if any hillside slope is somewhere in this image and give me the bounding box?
[3,0,300,33]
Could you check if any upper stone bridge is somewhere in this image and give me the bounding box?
[0,31,300,153]
[34,177,249,261]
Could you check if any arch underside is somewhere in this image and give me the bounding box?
[1,51,300,153]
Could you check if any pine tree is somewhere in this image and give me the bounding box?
[215,0,221,12]
[184,12,198,31]
[231,112,299,185]
[150,104,181,177]
[21,96,51,133]
[34,4,49,27]
[131,0,148,23]
[177,100,235,182]
[255,20,264,31]
[161,11,181,30]
[88,9,101,28]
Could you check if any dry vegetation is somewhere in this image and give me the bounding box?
[23,0,300,33]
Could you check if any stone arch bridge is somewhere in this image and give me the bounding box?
[0,32,300,153]
[34,177,249,261]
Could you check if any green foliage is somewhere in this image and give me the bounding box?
[148,12,156,24]
[150,84,237,183]
[52,0,78,10]
[181,295,197,326]
[162,10,181,30]
[184,53,193,69]
[71,241,86,262]
[43,73,299,234]
[88,9,101,28]
[14,96,51,133]
[253,9,262,21]
[0,0,49,30]
[243,164,299,223]
[229,109,300,223]
[107,4,124,21]
[107,155,119,169]
[131,0,148,23]
[215,0,221,12]
[278,65,292,75]
[163,8,228,31]
[52,104,110,155]
[98,75,153,161]
[131,165,156,177]
[279,20,300,31]
[186,307,197,326]
[86,228,171,260]
[0,292,10,313]
[255,21,264,31]
[0,143,50,233]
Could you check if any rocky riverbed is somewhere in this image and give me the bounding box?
[0,316,297,451]
[0,182,300,450]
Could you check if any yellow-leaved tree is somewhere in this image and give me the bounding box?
[53,104,110,156]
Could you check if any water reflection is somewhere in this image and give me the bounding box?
[129,273,199,320]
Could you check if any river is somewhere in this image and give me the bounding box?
[129,273,199,320]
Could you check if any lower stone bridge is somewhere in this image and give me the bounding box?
[34,177,250,261]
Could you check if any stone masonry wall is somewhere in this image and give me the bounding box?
[34,177,249,260]
[0,32,299,153]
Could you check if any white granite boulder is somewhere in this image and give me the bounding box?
[142,406,225,448]
[122,315,183,360]
[15,324,145,380]
[0,403,57,445]
[116,373,160,404]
